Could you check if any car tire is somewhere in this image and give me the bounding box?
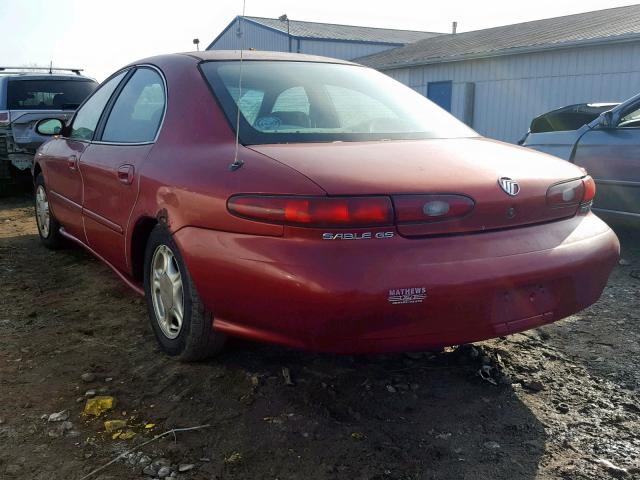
[143,225,226,361]
[34,173,64,249]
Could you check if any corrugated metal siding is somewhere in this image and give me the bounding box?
[385,41,640,143]
[208,21,398,60]
[209,21,289,51]
[297,39,395,60]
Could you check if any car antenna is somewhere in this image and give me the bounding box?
[229,0,247,172]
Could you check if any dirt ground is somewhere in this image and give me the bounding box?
[1,195,638,480]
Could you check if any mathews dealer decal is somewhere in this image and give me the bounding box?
[388,287,427,305]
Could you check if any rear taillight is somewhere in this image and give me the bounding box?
[227,195,394,227]
[393,194,475,223]
[546,176,596,214]
[546,179,584,208]
[581,175,596,204]
[578,175,597,215]
[0,111,10,127]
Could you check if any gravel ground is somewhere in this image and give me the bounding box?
[0,195,638,480]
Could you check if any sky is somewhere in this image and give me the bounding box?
[1,0,638,81]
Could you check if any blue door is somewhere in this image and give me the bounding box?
[427,81,452,112]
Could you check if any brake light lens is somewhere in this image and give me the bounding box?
[227,195,393,227]
[393,194,475,223]
[0,111,9,127]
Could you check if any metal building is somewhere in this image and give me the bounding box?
[207,16,442,60]
[358,5,640,143]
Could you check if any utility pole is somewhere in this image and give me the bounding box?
[279,14,291,52]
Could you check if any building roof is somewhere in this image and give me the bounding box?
[357,4,640,69]
[233,16,441,45]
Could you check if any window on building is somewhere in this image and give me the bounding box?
[427,81,453,112]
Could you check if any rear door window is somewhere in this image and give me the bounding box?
[70,71,127,141]
[101,68,165,143]
[619,105,640,128]
[7,79,97,110]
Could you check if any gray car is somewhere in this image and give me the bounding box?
[522,95,640,223]
[0,67,97,192]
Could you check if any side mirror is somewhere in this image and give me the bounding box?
[598,111,614,129]
[36,118,64,136]
[517,131,530,146]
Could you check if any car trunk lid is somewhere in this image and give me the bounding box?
[249,137,586,236]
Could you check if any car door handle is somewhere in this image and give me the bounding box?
[67,155,78,170]
[117,164,135,185]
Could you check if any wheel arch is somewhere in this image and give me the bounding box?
[32,161,43,182]
[129,216,158,281]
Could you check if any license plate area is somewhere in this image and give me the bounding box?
[492,283,556,324]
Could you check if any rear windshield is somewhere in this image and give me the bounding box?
[530,104,617,133]
[7,79,97,110]
[201,61,478,144]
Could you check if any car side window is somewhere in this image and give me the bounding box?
[70,71,127,141]
[618,105,640,129]
[101,68,165,143]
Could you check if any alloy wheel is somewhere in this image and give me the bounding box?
[151,244,185,339]
[35,185,50,238]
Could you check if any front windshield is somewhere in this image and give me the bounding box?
[201,61,478,144]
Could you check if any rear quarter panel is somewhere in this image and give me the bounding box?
[126,54,327,272]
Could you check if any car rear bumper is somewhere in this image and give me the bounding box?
[175,212,619,354]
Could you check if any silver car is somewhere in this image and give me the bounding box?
[522,95,640,223]
[0,67,97,192]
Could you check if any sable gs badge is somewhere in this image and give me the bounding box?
[388,287,427,305]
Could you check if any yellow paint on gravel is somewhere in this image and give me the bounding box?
[112,429,137,440]
[104,419,127,432]
[83,396,116,416]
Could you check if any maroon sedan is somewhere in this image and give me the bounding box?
[32,51,619,360]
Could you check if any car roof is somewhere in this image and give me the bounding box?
[122,51,362,78]
[0,74,96,82]
[180,50,358,65]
